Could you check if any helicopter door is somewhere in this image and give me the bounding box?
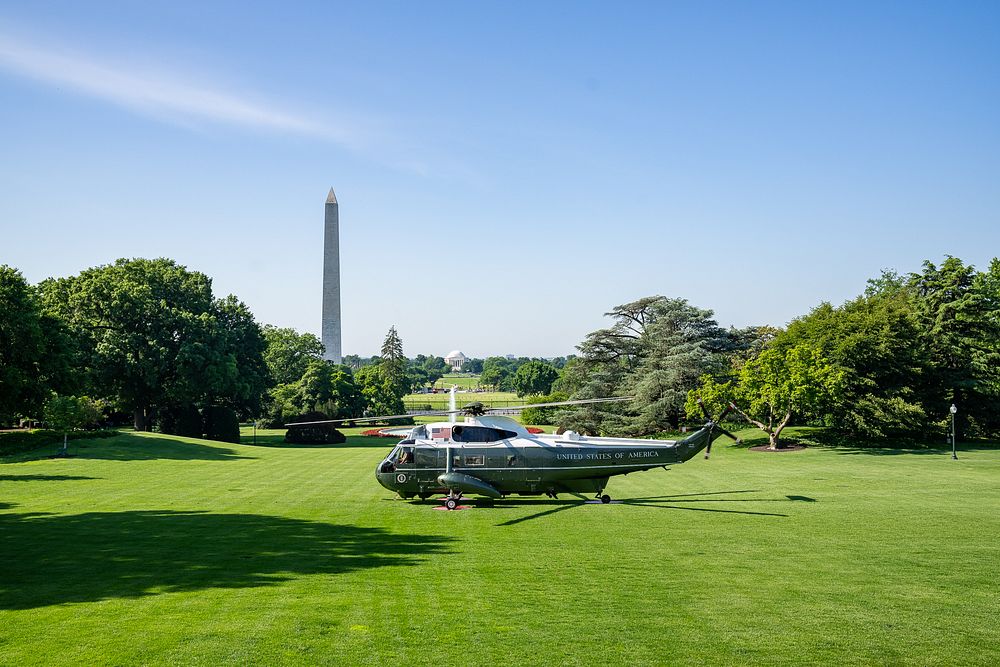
[414,447,442,485]
[496,442,529,489]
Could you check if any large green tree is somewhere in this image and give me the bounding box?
[39,258,268,430]
[510,360,559,397]
[690,344,844,449]
[0,265,75,423]
[560,296,736,436]
[262,325,325,386]
[777,279,928,438]
[355,365,407,421]
[297,360,364,419]
[909,257,1000,434]
[480,357,514,391]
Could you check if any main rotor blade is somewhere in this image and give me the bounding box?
[716,427,741,442]
[286,411,450,426]
[285,397,633,426]
[484,396,633,413]
[696,397,712,422]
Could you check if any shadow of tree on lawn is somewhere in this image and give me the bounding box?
[0,510,455,610]
[69,433,255,462]
[0,474,99,482]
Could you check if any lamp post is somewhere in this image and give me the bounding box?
[950,404,958,460]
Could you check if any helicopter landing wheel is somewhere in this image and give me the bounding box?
[600,494,612,504]
[444,498,458,511]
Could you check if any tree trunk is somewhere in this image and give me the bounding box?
[62,432,68,456]
[769,410,794,450]
[133,407,152,432]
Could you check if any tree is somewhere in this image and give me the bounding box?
[215,296,271,418]
[419,356,449,384]
[298,360,364,419]
[560,296,735,436]
[691,344,844,449]
[39,258,268,430]
[460,358,484,374]
[355,365,408,422]
[777,283,928,438]
[480,357,514,391]
[262,325,325,386]
[43,394,103,455]
[0,266,75,424]
[909,257,1000,434]
[379,326,406,395]
[510,360,559,397]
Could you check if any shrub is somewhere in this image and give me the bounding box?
[285,411,346,445]
[521,392,568,426]
[157,404,203,438]
[202,405,240,444]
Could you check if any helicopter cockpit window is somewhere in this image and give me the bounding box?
[398,446,415,465]
[450,425,518,443]
[409,425,428,440]
[379,446,400,474]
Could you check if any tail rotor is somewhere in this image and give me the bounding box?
[696,398,742,459]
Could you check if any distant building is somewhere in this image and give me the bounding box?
[445,350,467,371]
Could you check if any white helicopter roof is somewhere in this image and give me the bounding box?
[419,414,530,437]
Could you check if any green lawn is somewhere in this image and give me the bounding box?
[2,428,999,665]
[430,374,480,390]
[403,390,518,410]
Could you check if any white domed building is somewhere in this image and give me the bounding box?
[444,350,467,371]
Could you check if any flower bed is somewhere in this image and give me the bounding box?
[360,428,399,438]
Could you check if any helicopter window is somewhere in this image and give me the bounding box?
[398,447,415,465]
[507,455,517,467]
[464,455,485,466]
[451,426,517,443]
[409,425,428,440]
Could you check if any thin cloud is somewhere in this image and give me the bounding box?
[0,32,360,146]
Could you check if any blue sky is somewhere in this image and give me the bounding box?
[2,1,998,358]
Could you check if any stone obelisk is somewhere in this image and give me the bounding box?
[321,187,342,364]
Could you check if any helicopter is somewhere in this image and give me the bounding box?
[289,396,740,510]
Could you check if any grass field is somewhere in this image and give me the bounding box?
[2,428,999,665]
[430,375,480,390]
[403,391,518,410]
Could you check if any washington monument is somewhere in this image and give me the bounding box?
[322,187,342,363]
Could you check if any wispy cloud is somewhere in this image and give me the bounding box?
[0,31,360,146]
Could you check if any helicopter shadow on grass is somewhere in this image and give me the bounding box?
[492,490,812,526]
[0,509,456,610]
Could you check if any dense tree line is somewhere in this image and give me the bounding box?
[557,256,1000,447]
[0,259,413,439]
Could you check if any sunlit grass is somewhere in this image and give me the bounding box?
[2,429,998,665]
